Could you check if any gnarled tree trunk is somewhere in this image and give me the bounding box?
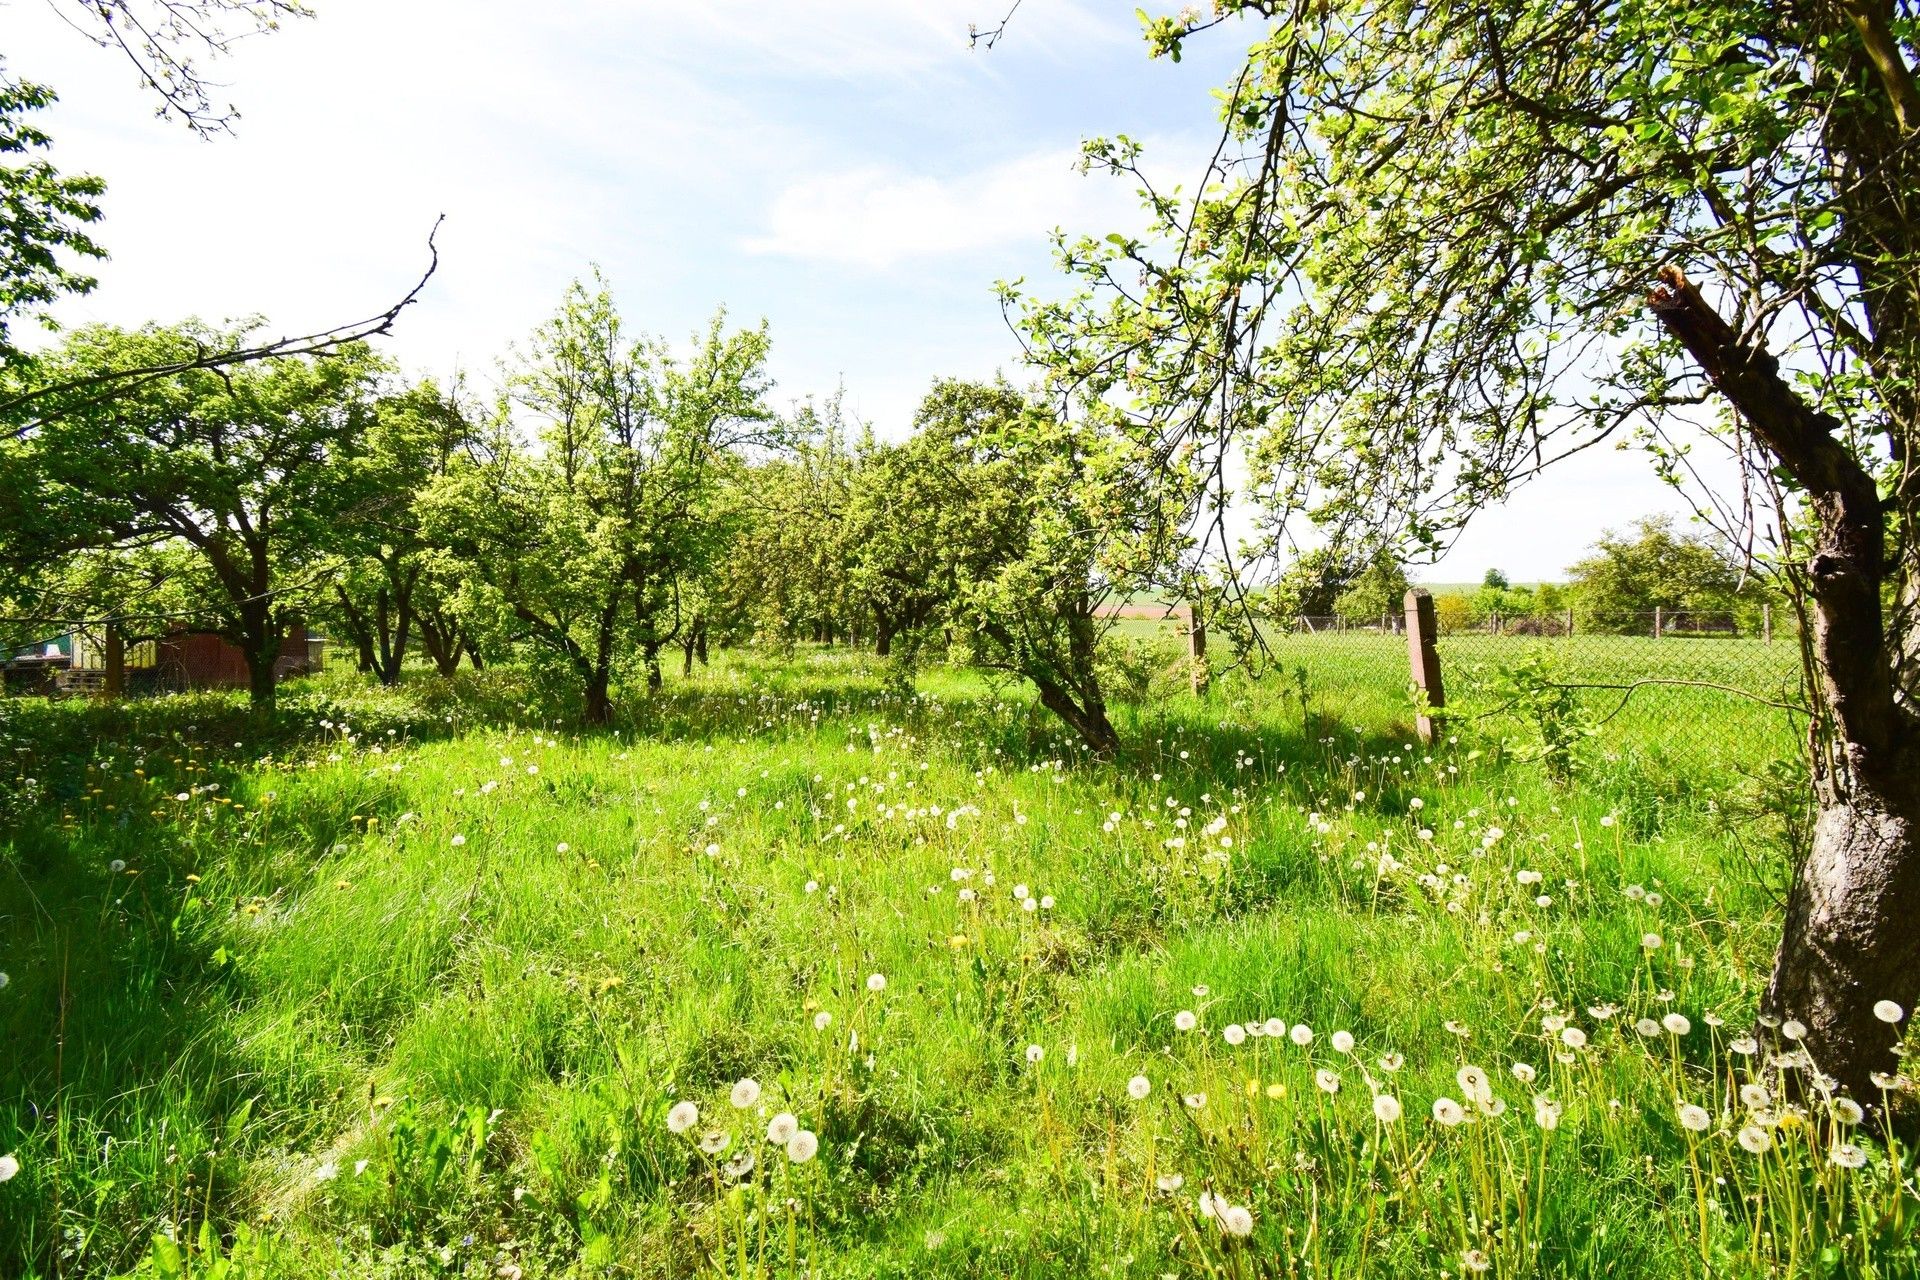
[1652,267,1918,1103]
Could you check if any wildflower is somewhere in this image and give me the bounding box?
[1025,1044,1044,1064]
[1290,1024,1314,1046]
[0,973,9,991]
[1372,1094,1403,1123]
[1511,1063,1536,1084]
[1737,1124,1772,1154]
[813,1011,832,1031]
[1263,1017,1287,1038]
[1462,1247,1492,1273]
[1829,1143,1867,1169]
[313,1159,338,1182]
[1432,1097,1466,1126]
[1729,1036,1759,1056]
[1741,1084,1771,1109]
[1677,1104,1711,1133]
[730,1079,761,1109]
[723,1150,756,1180]
[1315,1069,1340,1093]
[450,833,466,847]
[1223,1023,1247,1046]
[1456,1065,1492,1104]
[1560,1027,1588,1050]
[1663,1013,1691,1036]
[866,973,887,993]
[1832,1097,1864,1125]
[1155,1172,1185,1192]
[699,1130,732,1155]
[1781,1019,1807,1041]
[1197,1190,1223,1218]
[1378,1053,1404,1072]
[1874,1000,1904,1024]
[1635,1018,1661,1038]
[786,1130,819,1163]
[0,1153,19,1182]
[1641,932,1662,950]
[1128,1075,1152,1100]
[1174,1010,1198,1032]
[666,1101,699,1134]
[1331,1030,1355,1053]
[1533,1097,1561,1130]
[766,1113,798,1144]
[1219,1204,1255,1237]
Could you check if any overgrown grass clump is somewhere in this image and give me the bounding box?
[0,650,1910,1278]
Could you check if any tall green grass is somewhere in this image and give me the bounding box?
[0,648,1906,1279]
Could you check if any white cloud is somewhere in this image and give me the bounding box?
[744,148,1145,268]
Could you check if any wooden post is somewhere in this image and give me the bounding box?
[103,624,125,698]
[1654,606,1663,639]
[1763,602,1772,644]
[1188,601,1209,696]
[1566,608,1574,638]
[1405,588,1445,744]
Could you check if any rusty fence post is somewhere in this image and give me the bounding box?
[1405,588,1445,743]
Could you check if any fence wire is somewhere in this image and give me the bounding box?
[1254,611,1806,778]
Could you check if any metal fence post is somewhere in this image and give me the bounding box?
[1405,588,1445,743]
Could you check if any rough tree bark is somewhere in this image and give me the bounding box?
[1650,267,1919,1102]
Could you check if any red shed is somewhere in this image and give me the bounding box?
[157,623,314,688]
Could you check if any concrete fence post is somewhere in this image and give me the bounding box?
[1405,588,1445,744]
[1188,601,1210,696]
[1654,606,1664,639]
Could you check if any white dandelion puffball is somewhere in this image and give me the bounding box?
[1511,1062,1536,1084]
[1183,1092,1207,1109]
[1635,1018,1662,1038]
[1677,1103,1711,1132]
[1219,1204,1255,1237]
[1372,1094,1403,1123]
[1456,1065,1492,1104]
[1874,999,1904,1024]
[813,1011,833,1031]
[1263,1017,1287,1038]
[1462,1247,1492,1274]
[1155,1172,1184,1192]
[1729,1035,1759,1056]
[730,1078,761,1109]
[786,1130,819,1163]
[866,973,887,993]
[1663,1013,1691,1036]
[1331,1030,1355,1053]
[766,1113,798,1145]
[0,1153,17,1182]
[1432,1097,1466,1126]
[313,1160,338,1182]
[1737,1124,1773,1154]
[1829,1143,1867,1169]
[1025,1044,1044,1064]
[1781,1019,1807,1041]
[109,859,127,874]
[1560,1027,1588,1050]
[1127,1075,1152,1100]
[1197,1190,1222,1218]
[1315,1069,1340,1094]
[1641,932,1662,950]
[1290,1023,1314,1047]
[1173,1010,1198,1032]
[1833,1097,1864,1125]
[699,1130,731,1155]
[555,842,569,854]
[1222,1023,1247,1046]
[1740,1084,1771,1109]
[1533,1097,1561,1130]
[666,1101,699,1134]
[0,973,9,991]
[450,834,466,847]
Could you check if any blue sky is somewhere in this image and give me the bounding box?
[8,0,1719,581]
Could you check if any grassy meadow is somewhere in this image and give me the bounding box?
[0,643,1912,1279]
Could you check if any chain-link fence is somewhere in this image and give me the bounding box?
[1254,610,1806,778]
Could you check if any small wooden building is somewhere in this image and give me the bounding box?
[4,624,324,694]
